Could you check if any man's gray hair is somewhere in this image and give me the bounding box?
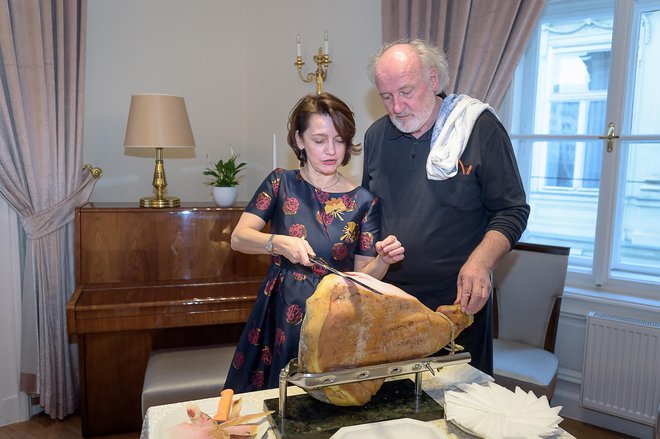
[367,38,450,92]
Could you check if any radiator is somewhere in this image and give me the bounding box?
[581,311,660,425]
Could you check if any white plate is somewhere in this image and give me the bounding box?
[149,396,269,439]
[330,418,447,439]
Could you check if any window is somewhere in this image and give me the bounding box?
[510,0,660,291]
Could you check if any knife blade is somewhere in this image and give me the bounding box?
[308,256,384,296]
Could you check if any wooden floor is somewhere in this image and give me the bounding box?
[0,412,638,439]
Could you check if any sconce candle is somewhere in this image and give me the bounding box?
[294,31,331,94]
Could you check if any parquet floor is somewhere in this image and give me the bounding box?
[0,413,137,439]
[0,412,638,438]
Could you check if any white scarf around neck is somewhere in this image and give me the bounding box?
[426,94,494,180]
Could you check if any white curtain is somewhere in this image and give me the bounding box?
[0,0,100,418]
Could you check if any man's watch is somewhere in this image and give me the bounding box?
[265,234,275,255]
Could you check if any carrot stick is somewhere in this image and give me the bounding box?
[214,388,234,422]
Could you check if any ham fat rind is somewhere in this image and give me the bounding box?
[298,273,473,406]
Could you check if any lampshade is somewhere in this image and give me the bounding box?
[124,94,196,148]
[123,93,195,208]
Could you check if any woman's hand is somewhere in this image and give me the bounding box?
[355,235,405,280]
[375,235,405,265]
[230,212,315,265]
[272,235,316,266]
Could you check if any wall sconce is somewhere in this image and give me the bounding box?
[123,94,196,208]
[294,31,331,94]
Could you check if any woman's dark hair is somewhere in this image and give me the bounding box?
[287,92,362,167]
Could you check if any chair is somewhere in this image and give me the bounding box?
[492,242,570,401]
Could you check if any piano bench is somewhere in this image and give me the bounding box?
[141,343,236,417]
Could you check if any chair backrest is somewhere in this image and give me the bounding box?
[493,242,570,350]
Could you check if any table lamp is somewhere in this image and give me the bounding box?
[124,93,196,208]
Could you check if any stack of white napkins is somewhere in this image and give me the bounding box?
[444,382,563,439]
[435,363,494,390]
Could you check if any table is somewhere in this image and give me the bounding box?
[141,365,574,439]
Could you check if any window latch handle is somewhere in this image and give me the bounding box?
[598,122,620,153]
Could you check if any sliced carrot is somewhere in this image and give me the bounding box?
[213,388,234,422]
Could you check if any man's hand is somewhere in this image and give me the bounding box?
[456,258,491,315]
[454,230,510,314]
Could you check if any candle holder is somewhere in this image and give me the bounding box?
[295,33,331,94]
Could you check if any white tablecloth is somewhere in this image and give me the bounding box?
[140,364,574,439]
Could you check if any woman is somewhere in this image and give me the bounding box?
[224,92,404,393]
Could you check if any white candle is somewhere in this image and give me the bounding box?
[296,34,302,57]
[324,30,329,55]
[272,133,277,170]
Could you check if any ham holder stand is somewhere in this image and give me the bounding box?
[265,352,471,439]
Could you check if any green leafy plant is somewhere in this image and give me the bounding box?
[203,154,247,187]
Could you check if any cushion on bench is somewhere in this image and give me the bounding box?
[141,344,236,416]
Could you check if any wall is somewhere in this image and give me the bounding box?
[553,290,658,438]
[84,0,383,204]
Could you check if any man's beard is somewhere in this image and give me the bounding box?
[389,93,437,134]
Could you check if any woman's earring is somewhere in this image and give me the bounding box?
[299,149,307,167]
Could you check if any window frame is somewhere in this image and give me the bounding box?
[507,0,660,300]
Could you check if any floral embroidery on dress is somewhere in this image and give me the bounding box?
[283,197,300,215]
[255,192,271,210]
[324,198,348,220]
[271,173,281,197]
[311,264,326,277]
[232,351,244,369]
[264,276,276,296]
[275,328,286,353]
[261,346,272,366]
[341,222,358,242]
[286,304,303,325]
[341,194,357,212]
[293,272,306,281]
[332,242,348,261]
[289,223,308,238]
[250,370,265,388]
[359,232,375,252]
[315,210,333,225]
[247,327,261,345]
[315,190,330,204]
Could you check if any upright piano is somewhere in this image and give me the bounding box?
[66,203,270,437]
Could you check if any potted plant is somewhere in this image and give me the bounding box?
[204,153,247,206]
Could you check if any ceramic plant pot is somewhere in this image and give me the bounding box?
[213,186,237,207]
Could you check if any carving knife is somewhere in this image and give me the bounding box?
[308,256,384,295]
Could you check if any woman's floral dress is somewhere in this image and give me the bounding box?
[223,168,381,393]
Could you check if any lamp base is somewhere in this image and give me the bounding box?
[139,195,180,208]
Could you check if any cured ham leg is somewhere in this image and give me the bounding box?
[298,272,473,406]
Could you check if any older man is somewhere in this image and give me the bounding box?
[361,39,529,375]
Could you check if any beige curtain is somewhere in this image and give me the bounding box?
[0,0,100,419]
[381,0,545,107]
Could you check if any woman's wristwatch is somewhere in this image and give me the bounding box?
[265,234,275,255]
